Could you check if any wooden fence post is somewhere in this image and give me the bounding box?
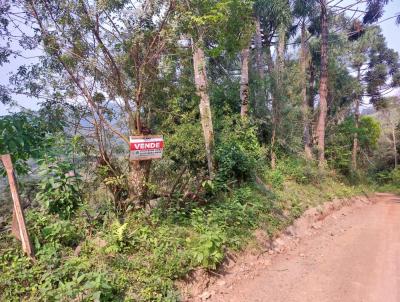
[1,154,35,259]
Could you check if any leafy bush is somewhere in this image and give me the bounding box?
[164,123,207,173]
[390,168,400,185]
[0,113,47,174]
[215,117,262,187]
[104,220,129,253]
[26,212,83,263]
[36,158,82,219]
[373,169,392,184]
[371,168,400,187]
[188,228,226,269]
[0,111,66,175]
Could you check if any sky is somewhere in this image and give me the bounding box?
[0,0,399,116]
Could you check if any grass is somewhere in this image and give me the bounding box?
[374,184,400,195]
[279,178,371,209]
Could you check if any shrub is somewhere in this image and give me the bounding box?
[390,168,400,185]
[276,157,320,185]
[26,212,83,264]
[372,168,400,187]
[373,169,391,184]
[164,123,206,172]
[215,117,262,188]
[0,113,49,175]
[187,227,226,270]
[36,158,82,219]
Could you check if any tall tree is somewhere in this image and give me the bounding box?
[349,26,400,171]
[293,0,318,160]
[254,16,265,81]
[236,3,255,118]
[240,47,251,117]
[351,66,362,171]
[254,0,291,168]
[180,0,253,176]
[191,35,215,176]
[316,0,328,167]
[374,97,400,170]
[18,0,175,206]
[317,0,394,169]
[300,19,313,159]
[270,26,286,169]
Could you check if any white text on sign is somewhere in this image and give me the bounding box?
[129,136,164,161]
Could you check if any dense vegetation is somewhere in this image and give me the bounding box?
[0,0,399,301]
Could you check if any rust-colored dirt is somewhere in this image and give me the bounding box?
[207,193,400,302]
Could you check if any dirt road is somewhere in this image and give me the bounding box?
[209,193,400,302]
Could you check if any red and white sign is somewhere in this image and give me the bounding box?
[130,135,164,161]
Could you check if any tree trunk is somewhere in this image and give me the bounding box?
[266,45,276,168]
[351,98,360,171]
[270,27,285,169]
[128,95,152,207]
[240,47,250,117]
[308,63,315,147]
[276,28,285,74]
[351,67,361,172]
[128,160,151,206]
[317,0,329,168]
[254,17,265,116]
[393,126,398,169]
[192,36,215,177]
[300,19,312,160]
[255,17,264,80]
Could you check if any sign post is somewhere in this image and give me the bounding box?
[1,154,35,259]
[130,135,164,161]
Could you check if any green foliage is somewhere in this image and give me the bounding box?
[277,157,321,184]
[0,210,121,302]
[359,116,381,149]
[187,225,226,269]
[181,0,254,55]
[0,112,49,174]
[363,29,400,105]
[265,169,284,189]
[376,168,400,187]
[390,168,400,185]
[215,117,262,188]
[0,251,120,302]
[254,0,292,28]
[164,123,206,172]
[36,158,82,219]
[265,157,320,188]
[373,169,392,184]
[326,116,381,174]
[1,185,275,301]
[105,220,129,253]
